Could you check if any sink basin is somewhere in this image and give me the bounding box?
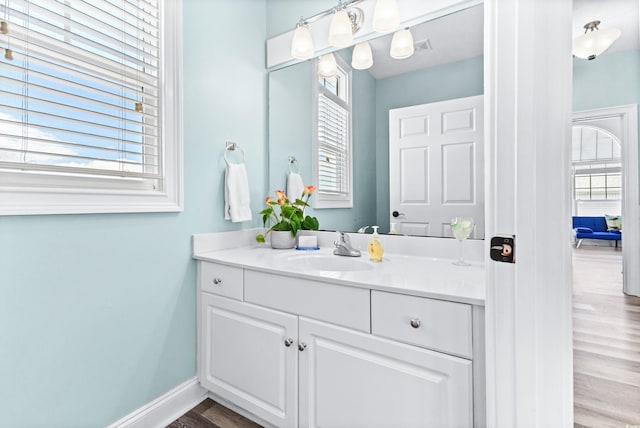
[285,254,373,272]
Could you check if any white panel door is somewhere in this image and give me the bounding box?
[389,95,484,238]
[298,318,473,428]
[200,293,298,428]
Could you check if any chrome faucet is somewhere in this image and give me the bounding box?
[357,225,370,233]
[334,231,361,257]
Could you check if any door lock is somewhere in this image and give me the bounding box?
[490,235,515,263]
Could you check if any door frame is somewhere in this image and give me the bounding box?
[485,0,574,426]
[572,105,639,296]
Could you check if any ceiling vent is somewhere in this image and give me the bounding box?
[414,39,433,52]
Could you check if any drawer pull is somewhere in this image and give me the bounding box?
[284,338,294,347]
[212,278,223,285]
[298,342,307,352]
[410,318,422,329]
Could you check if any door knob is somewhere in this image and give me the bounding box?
[392,211,405,218]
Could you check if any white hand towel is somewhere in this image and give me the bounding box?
[287,172,304,201]
[225,163,252,223]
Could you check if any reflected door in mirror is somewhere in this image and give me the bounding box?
[389,95,484,238]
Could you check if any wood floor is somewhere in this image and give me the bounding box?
[167,398,261,428]
[573,245,640,428]
[172,246,640,427]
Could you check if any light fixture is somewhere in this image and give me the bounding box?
[329,3,353,48]
[572,20,621,60]
[352,41,373,70]
[318,53,337,78]
[373,0,400,33]
[390,28,414,59]
[291,18,314,60]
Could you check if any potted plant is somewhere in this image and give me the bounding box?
[256,186,319,249]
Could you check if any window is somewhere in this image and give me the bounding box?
[312,55,352,209]
[572,126,621,201]
[0,0,182,215]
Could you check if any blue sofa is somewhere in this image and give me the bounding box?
[573,216,621,248]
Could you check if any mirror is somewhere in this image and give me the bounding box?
[268,4,484,238]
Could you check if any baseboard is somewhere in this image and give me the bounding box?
[107,377,208,428]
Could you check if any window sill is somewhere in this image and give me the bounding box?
[0,185,183,216]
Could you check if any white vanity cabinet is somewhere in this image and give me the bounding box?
[197,261,481,428]
[200,292,299,427]
[298,318,473,428]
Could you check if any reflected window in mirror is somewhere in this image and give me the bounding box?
[313,55,353,209]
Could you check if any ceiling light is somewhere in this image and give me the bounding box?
[291,19,314,60]
[352,41,373,70]
[318,53,337,78]
[390,28,414,59]
[373,0,400,33]
[572,20,621,60]
[329,4,354,48]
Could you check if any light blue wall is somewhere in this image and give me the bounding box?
[374,56,484,231]
[266,0,336,37]
[0,1,267,426]
[573,50,640,112]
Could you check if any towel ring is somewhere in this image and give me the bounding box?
[225,142,245,165]
[288,156,300,174]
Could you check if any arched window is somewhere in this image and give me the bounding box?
[572,126,621,201]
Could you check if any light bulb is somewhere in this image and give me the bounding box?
[291,23,314,60]
[390,28,414,59]
[352,41,373,70]
[328,8,353,48]
[318,53,337,78]
[373,0,400,33]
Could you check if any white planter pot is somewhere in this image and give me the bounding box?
[270,230,296,249]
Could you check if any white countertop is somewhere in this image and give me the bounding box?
[193,245,485,306]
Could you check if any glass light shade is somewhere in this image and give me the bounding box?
[328,9,353,48]
[351,41,373,70]
[572,27,621,60]
[373,0,400,33]
[318,53,337,78]
[291,25,314,60]
[390,28,414,59]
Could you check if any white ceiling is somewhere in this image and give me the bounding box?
[366,0,639,80]
[573,0,639,54]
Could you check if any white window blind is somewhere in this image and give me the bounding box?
[317,91,350,199]
[313,55,352,209]
[0,0,160,182]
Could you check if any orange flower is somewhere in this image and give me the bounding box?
[303,185,316,196]
[265,196,272,205]
[275,190,286,203]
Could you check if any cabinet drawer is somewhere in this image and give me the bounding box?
[371,291,472,358]
[199,262,243,301]
[244,270,370,332]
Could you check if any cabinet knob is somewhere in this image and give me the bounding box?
[284,338,294,347]
[410,318,421,328]
[212,278,223,285]
[298,342,307,352]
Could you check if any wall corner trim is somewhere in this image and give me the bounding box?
[106,377,207,428]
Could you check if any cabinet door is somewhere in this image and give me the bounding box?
[200,293,298,428]
[298,318,473,428]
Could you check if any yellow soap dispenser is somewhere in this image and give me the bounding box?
[368,226,384,262]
